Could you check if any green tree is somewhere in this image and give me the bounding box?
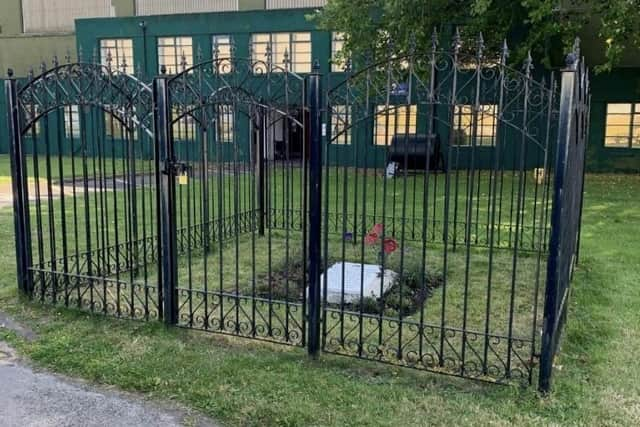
[312,0,640,71]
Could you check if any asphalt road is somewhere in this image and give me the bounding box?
[0,341,216,427]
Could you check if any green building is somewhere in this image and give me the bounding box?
[2,0,639,172]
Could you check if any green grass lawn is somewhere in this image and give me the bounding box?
[0,172,639,426]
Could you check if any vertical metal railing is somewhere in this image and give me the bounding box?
[539,40,588,392]
[307,61,323,357]
[6,70,34,296]
[154,70,179,325]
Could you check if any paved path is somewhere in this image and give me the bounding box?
[0,341,216,427]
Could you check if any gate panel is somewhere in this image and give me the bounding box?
[7,61,160,320]
[321,35,562,384]
[165,54,308,346]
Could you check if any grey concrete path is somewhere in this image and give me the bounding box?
[0,342,217,427]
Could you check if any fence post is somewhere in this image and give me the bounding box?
[307,61,323,357]
[539,50,579,393]
[256,105,266,236]
[6,70,33,296]
[153,71,178,325]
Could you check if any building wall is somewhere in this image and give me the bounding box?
[1,2,639,172]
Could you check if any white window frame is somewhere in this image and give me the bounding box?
[453,104,498,147]
[216,105,234,143]
[212,35,233,74]
[374,105,417,146]
[172,108,197,141]
[64,105,81,139]
[604,103,640,149]
[330,105,351,145]
[100,39,134,73]
[251,32,312,74]
[331,32,346,72]
[158,36,193,75]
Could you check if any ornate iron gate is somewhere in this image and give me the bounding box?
[6,60,159,319]
[6,36,588,391]
[155,54,309,345]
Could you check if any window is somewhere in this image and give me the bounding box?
[212,35,233,73]
[330,105,351,144]
[604,103,640,148]
[64,105,80,138]
[104,108,138,139]
[24,106,41,137]
[100,39,134,72]
[453,104,497,146]
[216,105,234,143]
[158,37,193,74]
[374,105,417,146]
[105,111,125,138]
[251,33,312,73]
[332,32,346,72]
[172,108,197,140]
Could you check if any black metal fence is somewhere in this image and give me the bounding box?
[5,34,588,391]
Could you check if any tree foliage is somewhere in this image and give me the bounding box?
[311,0,640,72]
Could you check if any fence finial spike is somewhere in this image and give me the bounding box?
[7,68,14,78]
[524,50,534,75]
[408,32,417,56]
[452,27,462,54]
[40,60,47,74]
[65,49,72,64]
[197,45,203,63]
[121,55,128,73]
[283,48,290,70]
[344,56,352,73]
[265,43,273,69]
[180,51,188,71]
[477,32,485,59]
[160,64,167,75]
[28,66,35,80]
[431,27,439,51]
[213,38,220,61]
[106,49,113,70]
[52,55,59,68]
[386,35,395,58]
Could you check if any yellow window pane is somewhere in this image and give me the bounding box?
[607,114,631,127]
[274,33,289,43]
[606,125,631,137]
[607,103,632,114]
[293,32,311,41]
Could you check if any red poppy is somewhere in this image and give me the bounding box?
[364,232,379,245]
[372,223,384,236]
[383,238,398,254]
